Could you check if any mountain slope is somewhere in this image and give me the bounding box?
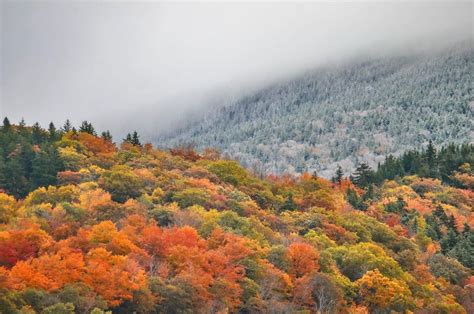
[0,120,473,312]
[159,44,474,177]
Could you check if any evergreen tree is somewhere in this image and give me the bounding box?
[384,196,407,214]
[347,188,367,211]
[123,133,132,144]
[30,144,63,189]
[101,130,113,142]
[17,118,29,137]
[447,229,474,268]
[446,215,458,233]
[462,223,471,235]
[31,150,56,188]
[0,154,6,190]
[351,163,374,188]
[433,206,449,226]
[2,117,11,133]
[4,154,30,198]
[425,215,442,240]
[131,131,141,147]
[423,140,439,178]
[62,119,73,132]
[79,121,96,135]
[441,229,459,254]
[31,122,45,144]
[334,165,343,184]
[362,184,375,201]
[280,193,296,212]
[48,122,58,141]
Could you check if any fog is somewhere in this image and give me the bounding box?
[1,1,472,140]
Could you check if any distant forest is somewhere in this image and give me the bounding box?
[160,43,473,178]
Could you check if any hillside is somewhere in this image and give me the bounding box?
[159,44,473,177]
[0,120,473,313]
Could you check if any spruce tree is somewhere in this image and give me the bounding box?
[48,122,58,140]
[79,121,96,135]
[17,118,29,137]
[280,193,296,212]
[101,130,113,142]
[131,131,141,146]
[4,154,29,198]
[335,165,343,184]
[32,122,44,144]
[351,163,374,188]
[62,119,72,132]
[441,228,459,254]
[424,140,438,178]
[31,144,63,189]
[0,154,6,190]
[347,188,367,211]
[2,117,11,133]
[124,133,132,144]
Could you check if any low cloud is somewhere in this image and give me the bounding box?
[1,1,472,139]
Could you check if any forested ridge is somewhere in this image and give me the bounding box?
[159,43,473,178]
[0,119,473,313]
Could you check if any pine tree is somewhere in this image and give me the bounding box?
[131,131,142,147]
[0,154,6,190]
[2,117,11,133]
[62,119,73,132]
[79,121,96,135]
[351,163,374,188]
[347,188,367,211]
[31,122,45,144]
[441,228,459,254]
[424,140,438,178]
[446,215,458,233]
[433,206,449,226]
[280,193,296,212]
[4,154,30,198]
[447,232,474,268]
[462,223,471,235]
[101,130,113,142]
[123,133,132,144]
[362,184,375,201]
[31,150,55,188]
[335,165,343,184]
[48,122,58,140]
[17,118,29,137]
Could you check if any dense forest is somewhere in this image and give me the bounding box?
[159,43,473,178]
[0,119,472,313]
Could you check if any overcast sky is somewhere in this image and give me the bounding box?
[1,1,472,139]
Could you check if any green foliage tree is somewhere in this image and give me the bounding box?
[346,188,367,211]
[280,193,297,212]
[131,131,141,147]
[101,165,144,203]
[48,122,59,141]
[79,121,96,135]
[351,163,374,188]
[62,119,73,133]
[2,117,11,133]
[42,302,75,314]
[101,131,113,143]
[428,254,469,285]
